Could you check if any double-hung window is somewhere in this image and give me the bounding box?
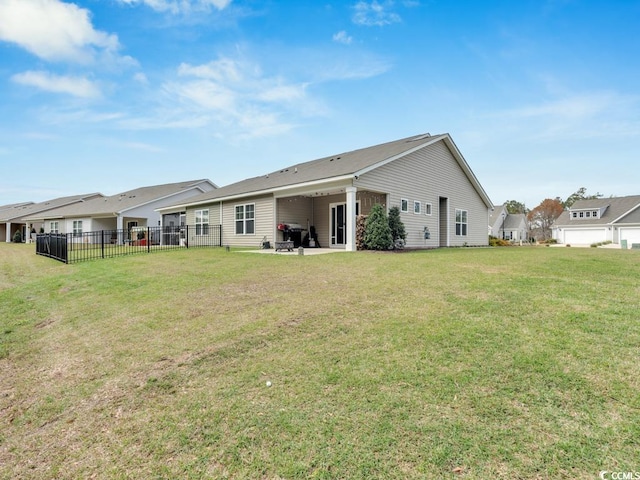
[400,199,409,213]
[235,204,255,235]
[414,201,421,214]
[72,220,83,237]
[425,203,432,215]
[195,209,209,235]
[455,209,468,236]
[50,221,59,234]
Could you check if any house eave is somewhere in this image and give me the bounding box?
[157,174,356,211]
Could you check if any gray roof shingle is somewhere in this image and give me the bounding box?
[22,180,212,220]
[0,194,102,222]
[167,132,490,208]
[554,195,640,226]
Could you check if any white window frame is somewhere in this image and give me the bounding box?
[455,209,468,236]
[195,209,209,235]
[425,203,432,216]
[400,198,409,213]
[72,220,82,237]
[50,221,59,234]
[413,201,421,215]
[235,203,255,235]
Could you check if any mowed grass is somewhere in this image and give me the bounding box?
[1,243,639,479]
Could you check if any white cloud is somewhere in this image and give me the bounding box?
[352,1,401,27]
[11,70,101,98]
[333,31,353,45]
[0,0,123,64]
[156,56,312,137]
[119,141,164,152]
[507,93,626,120]
[174,57,309,108]
[133,72,149,84]
[481,91,640,143]
[118,0,231,14]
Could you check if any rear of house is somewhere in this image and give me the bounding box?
[161,133,492,251]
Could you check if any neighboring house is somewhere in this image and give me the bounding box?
[552,195,640,248]
[0,195,102,243]
[22,180,217,241]
[158,133,493,251]
[489,204,529,242]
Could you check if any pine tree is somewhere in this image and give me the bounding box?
[364,204,393,250]
[387,206,406,248]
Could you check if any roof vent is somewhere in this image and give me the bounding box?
[409,133,431,142]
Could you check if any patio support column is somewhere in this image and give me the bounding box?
[116,216,124,244]
[345,186,357,252]
[6,222,12,242]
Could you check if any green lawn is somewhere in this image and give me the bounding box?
[1,243,638,479]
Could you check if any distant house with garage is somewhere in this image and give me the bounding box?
[22,180,216,242]
[158,133,493,250]
[552,195,640,248]
[489,204,529,242]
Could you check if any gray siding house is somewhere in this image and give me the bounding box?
[159,133,492,251]
[489,205,529,242]
[552,195,640,247]
[0,194,103,243]
[22,180,216,240]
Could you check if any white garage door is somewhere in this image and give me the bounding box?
[619,228,640,247]
[563,228,607,245]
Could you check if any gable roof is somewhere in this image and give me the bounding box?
[0,194,103,222]
[0,202,34,218]
[164,133,492,209]
[489,205,507,226]
[554,195,640,226]
[503,213,527,229]
[22,179,215,220]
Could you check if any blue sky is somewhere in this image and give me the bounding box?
[1,0,638,209]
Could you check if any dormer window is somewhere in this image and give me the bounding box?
[570,208,600,220]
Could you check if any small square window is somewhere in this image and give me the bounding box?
[414,201,421,214]
[400,199,408,213]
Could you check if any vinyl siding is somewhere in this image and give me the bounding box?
[185,203,221,246]
[222,194,274,247]
[308,191,385,248]
[276,196,313,228]
[356,141,489,247]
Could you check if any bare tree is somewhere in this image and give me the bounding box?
[527,198,564,241]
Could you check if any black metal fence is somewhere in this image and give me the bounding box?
[36,225,222,264]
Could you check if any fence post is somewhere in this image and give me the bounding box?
[101,230,105,259]
[186,225,189,248]
[147,226,151,252]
